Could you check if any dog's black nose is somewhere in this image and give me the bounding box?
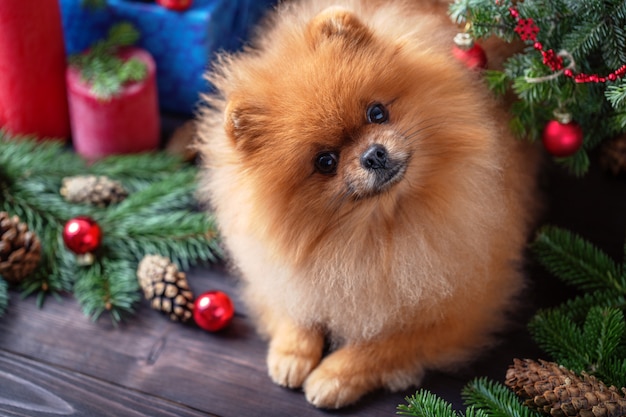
[360,144,388,170]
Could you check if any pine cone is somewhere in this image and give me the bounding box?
[137,255,194,322]
[505,359,626,417]
[60,175,128,207]
[0,212,41,284]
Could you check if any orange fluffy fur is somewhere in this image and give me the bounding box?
[196,0,538,409]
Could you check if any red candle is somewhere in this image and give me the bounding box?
[67,47,160,160]
[0,0,70,139]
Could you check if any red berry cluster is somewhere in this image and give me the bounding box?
[508,5,626,84]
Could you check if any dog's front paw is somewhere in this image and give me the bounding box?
[304,363,366,409]
[266,323,324,389]
[268,345,321,389]
[303,346,425,409]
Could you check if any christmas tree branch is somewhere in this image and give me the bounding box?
[558,290,626,322]
[529,227,626,384]
[73,258,140,322]
[397,389,490,417]
[462,378,541,417]
[69,22,146,100]
[529,307,626,387]
[606,79,626,109]
[0,134,222,322]
[531,226,624,292]
[89,152,187,187]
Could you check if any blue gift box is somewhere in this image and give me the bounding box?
[59,0,276,115]
[59,0,114,56]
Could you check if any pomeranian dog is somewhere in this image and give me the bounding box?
[196,0,538,409]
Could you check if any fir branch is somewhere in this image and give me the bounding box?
[462,378,543,417]
[103,169,199,223]
[599,357,626,389]
[562,21,608,63]
[484,70,509,97]
[528,309,589,371]
[102,212,221,269]
[73,258,140,322]
[582,307,625,370]
[450,0,626,175]
[606,79,626,109]
[69,22,146,100]
[557,290,626,322]
[602,23,626,70]
[0,132,85,179]
[397,390,466,417]
[531,226,624,292]
[89,152,185,187]
[0,279,7,317]
[529,307,626,378]
[0,134,222,323]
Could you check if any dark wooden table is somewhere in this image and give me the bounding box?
[1,146,625,417]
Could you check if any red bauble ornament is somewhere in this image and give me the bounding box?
[193,290,234,332]
[62,216,102,254]
[542,118,584,157]
[156,0,192,11]
[452,33,487,70]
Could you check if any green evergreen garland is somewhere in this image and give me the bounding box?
[397,226,626,415]
[529,226,626,389]
[69,22,147,100]
[449,0,626,176]
[0,132,221,322]
[398,379,541,417]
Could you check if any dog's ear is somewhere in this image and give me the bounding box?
[306,6,372,48]
[224,99,266,154]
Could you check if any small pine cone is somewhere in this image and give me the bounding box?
[506,359,626,417]
[60,175,128,207]
[0,212,41,284]
[600,134,626,176]
[137,255,194,322]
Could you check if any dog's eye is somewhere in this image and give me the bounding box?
[315,152,338,175]
[366,102,388,124]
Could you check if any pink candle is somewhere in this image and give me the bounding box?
[67,47,160,160]
[0,0,70,139]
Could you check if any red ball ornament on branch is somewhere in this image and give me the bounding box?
[193,290,234,332]
[542,112,584,157]
[62,216,102,255]
[452,33,487,70]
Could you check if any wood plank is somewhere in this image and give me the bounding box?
[0,265,444,416]
[0,350,213,417]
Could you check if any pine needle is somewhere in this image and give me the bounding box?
[69,22,146,100]
[529,308,590,371]
[531,226,624,292]
[0,279,8,317]
[397,390,463,417]
[462,378,542,417]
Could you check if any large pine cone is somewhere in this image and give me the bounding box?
[505,358,626,417]
[0,212,41,284]
[60,175,128,207]
[136,255,194,322]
